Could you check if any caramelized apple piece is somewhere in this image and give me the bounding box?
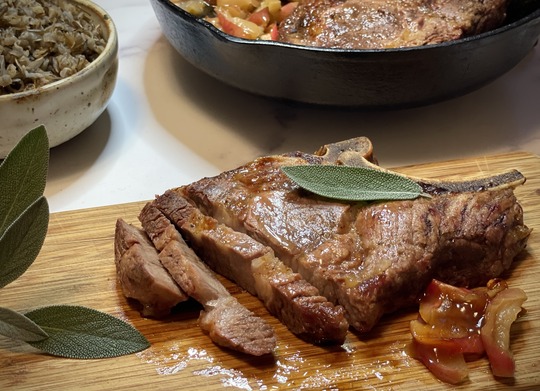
[410,338,469,385]
[411,279,526,383]
[481,287,527,377]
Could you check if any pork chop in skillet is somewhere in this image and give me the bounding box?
[278,0,509,48]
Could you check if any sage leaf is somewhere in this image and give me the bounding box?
[281,165,423,201]
[0,196,49,288]
[0,307,49,342]
[0,125,48,237]
[0,127,149,360]
[25,305,150,359]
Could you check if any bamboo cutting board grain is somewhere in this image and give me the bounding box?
[1,152,539,390]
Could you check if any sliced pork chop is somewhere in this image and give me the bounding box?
[139,202,276,356]
[153,191,349,345]
[176,137,530,333]
[114,219,187,317]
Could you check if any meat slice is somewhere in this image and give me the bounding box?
[138,202,276,356]
[177,137,530,333]
[278,0,509,49]
[153,190,349,345]
[114,219,187,317]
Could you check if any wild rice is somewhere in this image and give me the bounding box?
[0,0,107,95]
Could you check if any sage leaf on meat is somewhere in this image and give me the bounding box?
[25,306,151,359]
[0,307,49,342]
[0,125,150,359]
[281,165,424,201]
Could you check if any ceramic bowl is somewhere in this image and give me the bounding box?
[150,0,540,107]
[0,0,118,158]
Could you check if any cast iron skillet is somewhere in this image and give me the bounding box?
[150,0,540,108]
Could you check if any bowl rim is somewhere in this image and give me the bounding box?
[155,0,540,53]
[0,0,118,102]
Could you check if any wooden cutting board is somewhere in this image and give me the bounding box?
[1,152,539,390]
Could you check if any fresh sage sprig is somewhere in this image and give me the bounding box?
[281,165,425,201]
[25,305,150,359]
[0,125,150,358]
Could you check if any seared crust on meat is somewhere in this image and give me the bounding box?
[279,0,509,49]
[297,188,530,331]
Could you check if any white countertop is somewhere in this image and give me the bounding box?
[45,0,540,213]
